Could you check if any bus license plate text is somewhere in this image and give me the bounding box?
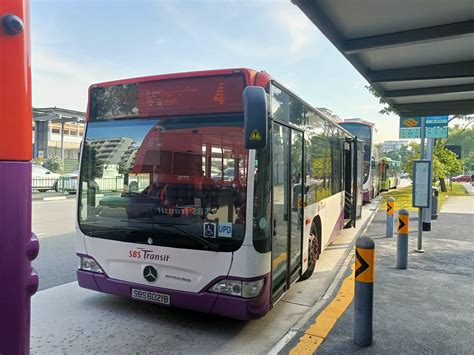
[131,289,171,305]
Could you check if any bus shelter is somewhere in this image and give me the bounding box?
[293,0,474,244]
[33,107,85,160]
[293,0,474,117]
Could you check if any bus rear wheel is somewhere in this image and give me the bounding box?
[300,228,319,281]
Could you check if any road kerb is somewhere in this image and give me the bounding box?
[42,196,67,201]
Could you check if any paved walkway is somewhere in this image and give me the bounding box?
[279,196,474,354]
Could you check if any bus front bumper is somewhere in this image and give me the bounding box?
[77,270,270,320]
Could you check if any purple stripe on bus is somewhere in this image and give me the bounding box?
[77,270,270,320]
[212,273,271,320]
[0,161,38,355]
[363,191,370,203]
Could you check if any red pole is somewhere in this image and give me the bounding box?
[0,1,39,354]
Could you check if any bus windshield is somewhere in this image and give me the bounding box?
[78,114,248,252]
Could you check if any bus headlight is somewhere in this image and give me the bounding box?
[209,278,264,298]
[79,256,103,274]
[242,279,264,298]
[209,280,242,297]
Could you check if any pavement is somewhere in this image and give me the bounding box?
[277,192,474,354]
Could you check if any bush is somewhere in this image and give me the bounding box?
[43,156,64,174]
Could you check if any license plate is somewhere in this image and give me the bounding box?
[131,288,170,305]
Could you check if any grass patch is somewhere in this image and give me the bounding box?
[379,182,468,213]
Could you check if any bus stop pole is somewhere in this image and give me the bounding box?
[416,117,426,253]
[422,138,434,231]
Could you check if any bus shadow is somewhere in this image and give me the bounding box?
[83,292,247,331]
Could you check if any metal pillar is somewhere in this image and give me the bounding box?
[423,138,434,231]
[60,119,65,160]
[34,120,49,159]
[416,117,426,253]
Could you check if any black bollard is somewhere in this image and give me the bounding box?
[353,236,375,347]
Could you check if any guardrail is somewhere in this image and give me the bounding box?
[32,176,150,193]
[31,177,62,192]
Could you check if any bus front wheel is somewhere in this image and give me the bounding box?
[300,227,319,280]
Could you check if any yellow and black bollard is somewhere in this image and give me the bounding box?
[353,236,375,347]
[397,209,409,269]
[386,197,395,238]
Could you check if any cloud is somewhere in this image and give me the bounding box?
[270,5,323,57]
[32,47,137,111]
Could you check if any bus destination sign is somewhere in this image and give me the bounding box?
[89,74,246,121]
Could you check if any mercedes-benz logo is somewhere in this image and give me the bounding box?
[143,265,158,282]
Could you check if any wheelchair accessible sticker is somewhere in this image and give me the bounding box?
[203,222,216,238]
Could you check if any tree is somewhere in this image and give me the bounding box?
[365,85,397,116]
[403,141,463,192]
[446,125,474,173]
[385,144,412,169]
[43,156,64,174]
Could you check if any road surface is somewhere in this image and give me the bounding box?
[30,197,381,353]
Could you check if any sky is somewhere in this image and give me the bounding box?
[31,0,400,142]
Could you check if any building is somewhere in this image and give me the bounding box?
[383,140,409,152]
[33,107,86,161]
[88,137,138,169]
[317,107,340,123]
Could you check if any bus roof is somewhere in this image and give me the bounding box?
[89,68,272,90]
[338,118,375,127]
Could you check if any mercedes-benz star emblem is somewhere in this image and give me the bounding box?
[143,265,158,282]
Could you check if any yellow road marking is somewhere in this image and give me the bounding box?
[289,265,355,354]
[272,252,287,270]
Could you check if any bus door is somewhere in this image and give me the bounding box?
[343,139,356,228]
[355,139,364,218]
[271,123,303,301]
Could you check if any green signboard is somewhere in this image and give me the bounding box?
[425,116,448,138]
[425,126,448,138]
[400,127,421,138]
[399,116,448,139]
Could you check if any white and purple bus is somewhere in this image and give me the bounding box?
[76,69,356,319]
[338,119,380,203]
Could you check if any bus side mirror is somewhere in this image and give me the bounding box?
[243,86,268,150]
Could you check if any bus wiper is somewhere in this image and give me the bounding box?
[123,219,219,252]
[169,224,219,252]
[86,225,145,237]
